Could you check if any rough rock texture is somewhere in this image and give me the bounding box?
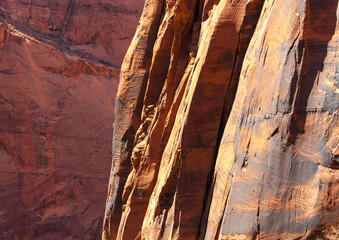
[103,0,339,239]
[0,0,144,66]
[0,1,142,239]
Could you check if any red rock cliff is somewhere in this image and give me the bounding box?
[0,1,142,239]
[103,0,339,239]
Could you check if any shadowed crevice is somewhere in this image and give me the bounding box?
[197,1,265,239]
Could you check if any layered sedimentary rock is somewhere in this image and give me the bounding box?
[0,1,142,239]
[103,0,339,239]
[0,0,144,66]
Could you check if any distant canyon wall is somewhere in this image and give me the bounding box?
[0,0,145,66]
[0,1,143,239]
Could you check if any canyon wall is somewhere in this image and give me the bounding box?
[103,0,339,239]
[0,1,142,239]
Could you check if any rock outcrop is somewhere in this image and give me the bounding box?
[103,0,339,239]
[0,1,142,239]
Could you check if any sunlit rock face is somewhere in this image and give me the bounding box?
[0,1,143,239]
[103,0,339,239]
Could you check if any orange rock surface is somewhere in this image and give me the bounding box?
[103,0,339,239]
[0,1,142,239]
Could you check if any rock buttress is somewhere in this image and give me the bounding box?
[103,0,339,239]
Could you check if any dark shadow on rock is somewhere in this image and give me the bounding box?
[288,0,338,144]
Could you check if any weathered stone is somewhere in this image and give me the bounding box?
[0,1,142,239]
[0,0,144,66]
[104,0,339,239]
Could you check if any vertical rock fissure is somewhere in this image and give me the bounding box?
[198,1,265,238]
[112,1,204,239]
[63,0,76,36]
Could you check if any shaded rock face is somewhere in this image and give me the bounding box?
[0,0,144,66]
[103,0,339,239]
[0,1,142,239]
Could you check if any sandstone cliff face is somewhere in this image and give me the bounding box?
[0,1,142,239]
[103,0,339,239]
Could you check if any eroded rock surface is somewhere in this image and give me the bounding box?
[0,1,142,239]
[103,0,339,239]
[0,0,144,66]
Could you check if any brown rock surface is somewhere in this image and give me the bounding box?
[0,0,144,66]
[103,0,339,239]
[0,1,142,239]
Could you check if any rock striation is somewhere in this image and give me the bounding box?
[0,1,142,239]
[0,0,144,66]
[103,0,339,239]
